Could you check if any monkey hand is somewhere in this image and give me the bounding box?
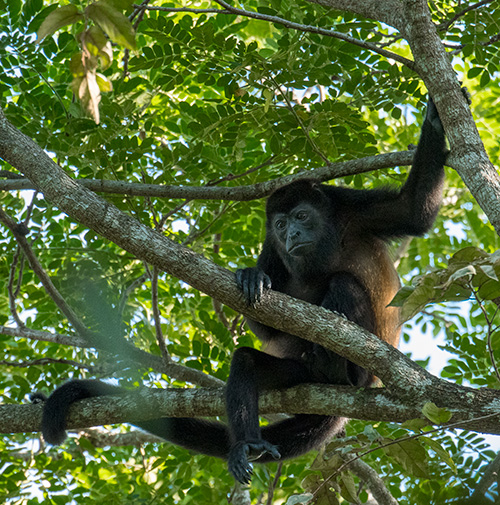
[425,96,444,135]
[228,439,281,485]
[236,267,272,306]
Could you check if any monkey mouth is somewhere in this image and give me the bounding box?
[287,242,313,255]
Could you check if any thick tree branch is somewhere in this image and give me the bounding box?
[400,0,500,235]
[305,0,404,32]
[3,383,500,437]
[308,0,491,55]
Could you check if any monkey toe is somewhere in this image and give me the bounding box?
[228,440,281,484]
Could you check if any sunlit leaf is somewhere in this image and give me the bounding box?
[86,1,136,50]
[37,4,83,42]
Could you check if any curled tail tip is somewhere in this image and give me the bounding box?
[31,390,70,445]
[42,427,68,445]
[41,412,69,445]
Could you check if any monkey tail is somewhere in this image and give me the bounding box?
[258,414,346,462]
[33,379,231,459]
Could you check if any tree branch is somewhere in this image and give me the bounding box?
[0,358,90,369]
[303,0,500,236]
[469,451,500,502]
[437,0,494,31]
[305,0,404,32]
[4,383,500,437]
[400,0,500,235]
[346,458,399,505]
[0,107,427,392]
[0,150,414,199]
[0,325,91,348]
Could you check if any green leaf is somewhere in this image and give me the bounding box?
[101,0,135,10]
[384,439,429,478]
[422,402,453,424]
[401,418,429,431]
[285,494,314,505]
[421,436,457,473]
[339,472,358,503]
[86,1,136,50]
[37,4,84,43]
[389,285,414,307]
[467,67,482,79]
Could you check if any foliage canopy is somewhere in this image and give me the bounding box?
[1,0,500,504]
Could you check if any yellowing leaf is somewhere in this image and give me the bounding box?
[37,5,84,43]
[81,26,113,69]
[72,71,102,124]
[69,53,85,77]
[86,70,102,123]
[96,73,113,93]
[86,1,136,50]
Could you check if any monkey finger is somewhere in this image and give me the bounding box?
[263,273,272,291]
[235,269,244,290]
[236,463,253,485]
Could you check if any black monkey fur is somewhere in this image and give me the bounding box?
[34,98,446,485]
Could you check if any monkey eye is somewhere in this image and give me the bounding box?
[275,219,286,230]
[296,211,308,220]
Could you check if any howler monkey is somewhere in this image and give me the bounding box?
[35,97,446,485]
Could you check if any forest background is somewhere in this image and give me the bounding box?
[1,0,500,504]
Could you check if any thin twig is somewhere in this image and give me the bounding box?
[135,5,228,14]
[117,273,149,320]
[0,207,90,337]
[314,411,500,499]
[266,463,283,505]
[270,76,330,164]
[0,358,91,369]
[437,0,493,31]
[151,266,171,363]
[8,243,25,327]
[182,202,235,246]
[473,287,500,384]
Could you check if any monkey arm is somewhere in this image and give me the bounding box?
[350,98,447,239]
